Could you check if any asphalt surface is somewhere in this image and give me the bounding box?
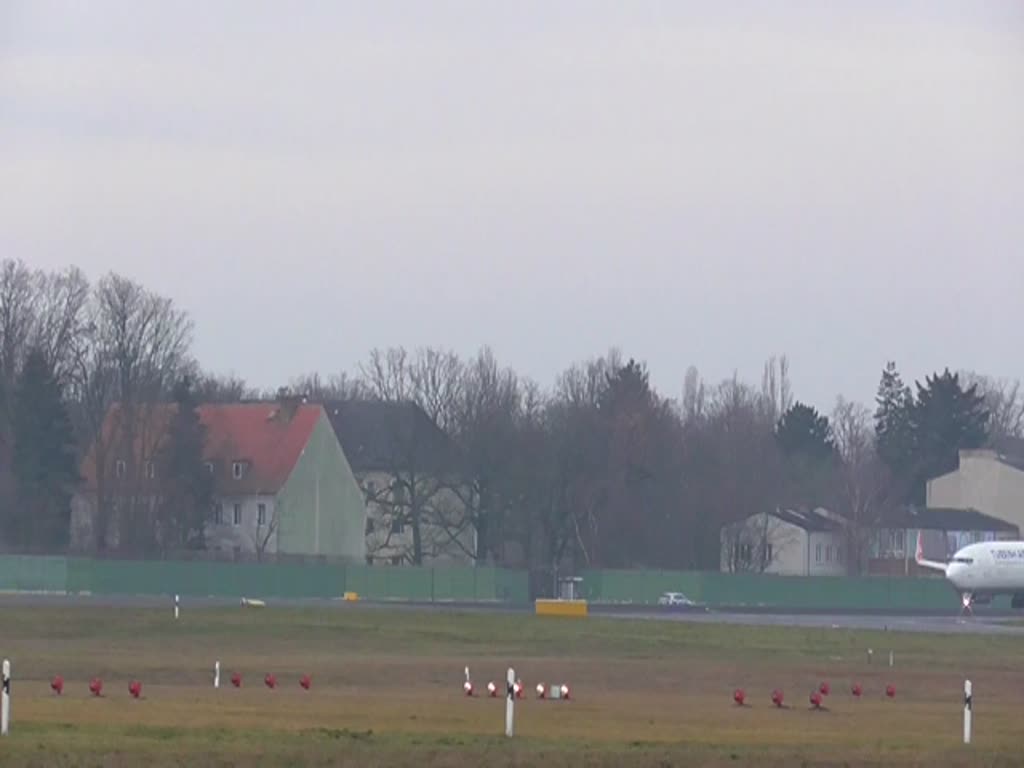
[2,591,1022,635]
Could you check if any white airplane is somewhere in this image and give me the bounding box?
[916,535,1024,614]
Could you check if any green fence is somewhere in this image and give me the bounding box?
[0,556,995,611]
[580,568,1008,611]
[0,556,529,604]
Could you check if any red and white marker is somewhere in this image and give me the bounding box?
[89,678,103,697]
[771,689,784,707]
[487,681,497,697]
[51,676,64,696]
[129,681,142,699]
[231,672,242,688]
[733,688,746,706]
[300,675,311,690]
[819,681,830,696]
[851,683,862,698]
[536,683,546,699]
[264,674,276,690]
[886,684,896,698]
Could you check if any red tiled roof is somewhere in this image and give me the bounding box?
[79,402,323,496]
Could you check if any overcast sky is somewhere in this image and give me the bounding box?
[2,1,1022,411]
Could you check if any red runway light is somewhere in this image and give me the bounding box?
[771,689,784,707]
[264,674,276,690]
[810,691,823,709]
[733,688,746,706]
[89,678,103,697]
[886,684,896,698]
[231,672,242,688]
[129,680,142,699]
[851,683,862,697]
[50,676,64,696]
[819,681,830,696]
[300,674,311,690]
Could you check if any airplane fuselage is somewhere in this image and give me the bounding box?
[944,541,1024,603]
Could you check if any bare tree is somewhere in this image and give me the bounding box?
[249,505,280,561]
[0,259,40,418]
[682,365,706,425]
[194,372,259,402]
[832,396,892,573]
[31,266,91,387]
[75,274,193,553]
[958,371,1024,445]
[760,354,792,425]
[287,371,368,402]
[361,347,412,402]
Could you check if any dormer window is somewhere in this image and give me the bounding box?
[145,461,155,479]
[232,461,244,479]
[115,460,126,478]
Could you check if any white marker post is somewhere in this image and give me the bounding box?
[505,667,515,738]
[889,650,894,668]
[214,661,220,689]
[174,594,180,620]
[964,679,972,744]
[2,659,10,736]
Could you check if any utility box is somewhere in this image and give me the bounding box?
[558,576,582,601]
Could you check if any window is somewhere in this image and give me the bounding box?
[213,503,223,525]
[766,544,773,563]
[233,503,242,526]
[257,503,267,526]
[144,461,155,479]
[391,555,402,566]
[826,545,832,562]
[391,518,404,535]
[837,546,843,564]
[816,543,822,562]
[364,480,377,500]
[232,462,244,479]
[365,518,374,535]
[205,462,214,474]
[895,530,905,551]
[116,460,126,478]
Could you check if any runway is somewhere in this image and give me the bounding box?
[1,591,1021,635]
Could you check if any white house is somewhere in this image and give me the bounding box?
[720,507,847,577]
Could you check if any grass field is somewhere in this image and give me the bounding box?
[0,603,1021,766]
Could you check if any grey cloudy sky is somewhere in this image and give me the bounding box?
[2,1,1022,411]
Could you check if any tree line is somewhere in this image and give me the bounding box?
[1,259,1020,573]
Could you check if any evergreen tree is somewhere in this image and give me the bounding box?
[774,401,835,508]
[156,376,214,552]
[873,362,915,475]
[775,402,834,459]
[909,369,989,500]
[11,349,79,550]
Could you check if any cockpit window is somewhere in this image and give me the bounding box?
[952,557,973,564]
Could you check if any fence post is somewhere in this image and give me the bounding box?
[2,658,10,736]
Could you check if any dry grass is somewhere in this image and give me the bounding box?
[0,603,1021,766]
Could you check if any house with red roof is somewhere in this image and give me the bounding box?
[70,397,367,560]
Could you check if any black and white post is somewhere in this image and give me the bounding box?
[964,679,972,745]
[2,658,10,736]
[505,667,515,738]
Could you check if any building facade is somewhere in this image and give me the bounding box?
[720,508,847,577]
[71,400,367,561]
[323,400,475,566]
